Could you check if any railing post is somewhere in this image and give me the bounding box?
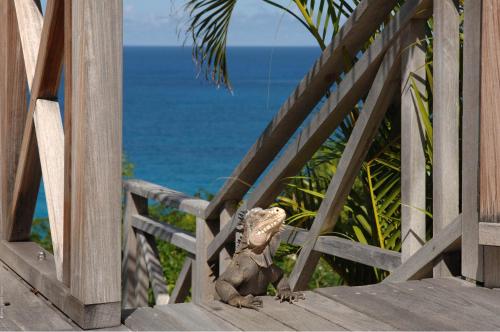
[400,20,427,262]
[0,0,27,240]
[122,191,149,308]
[69,0,122,326]
[432,0,460,277]
[219,201,237,275]
[193,217,217,303]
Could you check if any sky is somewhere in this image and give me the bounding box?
[123,0,316,46]
[39,0,317,46]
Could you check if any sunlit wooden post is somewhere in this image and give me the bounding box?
[69,0,123,325]
[463,0,500,286]
[400,20,427,262]
[0,0,27,240]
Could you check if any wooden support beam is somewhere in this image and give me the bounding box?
[289,41,402,291]
[0,241,120,329]
[248,0,428,210]
[70,0,122,311]
[169,258,192,304]
[432,0,460,278]
[125,180,208,218]
[192,218,217,304]
[131,214,196,255]
[400,20,427,262]
[479,0,500,287]
[136,230,169,305]
[219,201,237,275]
[0,0,27,240]
[204,0,405,220]
[122,192,148,309]
[479,223,500,246]
[33,100,65,282]
[384,215,462,282]
[462,0,483,282]
[10,0,64,241]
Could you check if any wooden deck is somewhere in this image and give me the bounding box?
[3,257,500,331]
[123,278,500,331]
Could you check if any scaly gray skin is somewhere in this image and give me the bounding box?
[215,207,304,309]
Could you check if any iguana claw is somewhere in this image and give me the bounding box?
[276,289,305,303]
[228,294,263,310]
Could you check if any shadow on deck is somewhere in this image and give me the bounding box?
[124,278,500,331]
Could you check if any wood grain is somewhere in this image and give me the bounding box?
[462,0,483,282]
[400,20,427,262]
[384,214,462,282]
[192,218,217,303]
[33,100,65,282]
[432,0,460,278]
[10,0,64,242]
[289,40,402,291]
[70,0,122,306]
[0,0,27,240]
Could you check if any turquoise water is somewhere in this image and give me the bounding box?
[34,46,320,217]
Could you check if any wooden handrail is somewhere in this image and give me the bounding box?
[204,0,401,220]
[124,179,209,218]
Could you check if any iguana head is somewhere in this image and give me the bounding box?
[236,207,286,253]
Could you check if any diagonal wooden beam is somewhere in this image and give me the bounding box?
[204,0,402,220]
[9,0,64,242]
[0,0,28,240]
[384,215,462,283]
[288,39,403,291]
[247,0,429,210]
[204,0,433,262]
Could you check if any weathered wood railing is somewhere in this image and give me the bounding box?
[122,0,500,309]
[0,0,122,329]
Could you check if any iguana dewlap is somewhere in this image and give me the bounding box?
[215,207,304,309]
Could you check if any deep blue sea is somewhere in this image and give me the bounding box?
[34,46,320,217]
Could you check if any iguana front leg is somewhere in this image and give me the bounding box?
[215,257,263,310]
[270,264,305,303]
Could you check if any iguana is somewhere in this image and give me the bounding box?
[215,207,304,309]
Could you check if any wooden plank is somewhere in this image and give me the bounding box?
[293,291,396,330]
[479,222,500,246]
[10,0,64,242]
[433,0,460,278]
[200,301,290,331]
[121,192,148,309]
[384,214,462,282]
[219,201,237,275]
[258,296,345,330]
[124,307,191,331]
[136,230,169,305]
[462,0,483,282]
[169,258,192,304]
[480,0,500,288]
[316,285,452,330]
[125,180,208,218]
[384,280,500,329]
[314,235,401,272]
[0,263,74,330]
[247,0,432,211]
[70,0,122,308]
[132,215,196,255]
[400,20,427,262]
[423,278,500,314]
[155,303,240,331]
[192,218,217,303]
[33,99,65,282]
[63,0,73,289]
[204,0,405,220]
[0,241,120,329]
[0,0,28,240]
[289,40,402,291]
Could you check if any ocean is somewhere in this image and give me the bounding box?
[34,46,320,217]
